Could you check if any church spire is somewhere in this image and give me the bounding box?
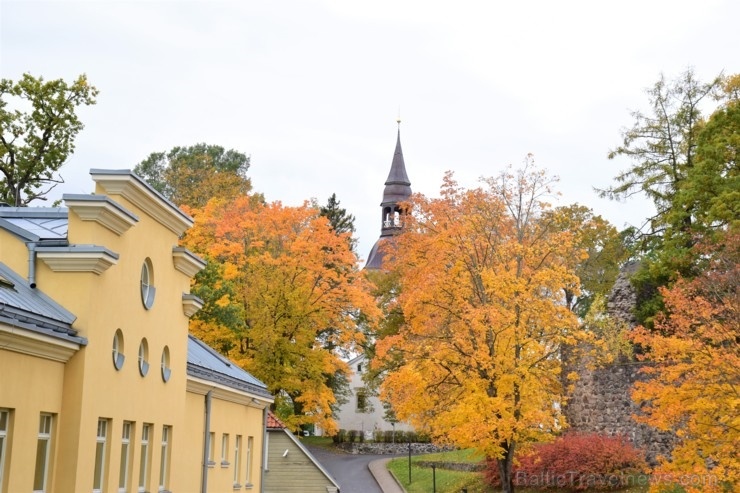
[382,120,411,204]
[365,120,412,270]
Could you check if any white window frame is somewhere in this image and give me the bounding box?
[33,413,53,493]
[0,409,10,493]
[138,339,149,377]
[233,435,242,487]
[158,426,170,492]
[119,422,132,493]
[138,424,151,493]
[245,436,254,485]
[140,259,156,309]
[220,433,229,466]
[160,346,171,382]
[207,432,215,466]
[93,419,108,493]
[112,329,125,370]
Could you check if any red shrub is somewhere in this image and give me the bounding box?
[484,433,648,491]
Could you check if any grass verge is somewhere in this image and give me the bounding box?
[387,449,651,493]
[388,449,490,492]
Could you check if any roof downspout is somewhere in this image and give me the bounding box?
[27,242,37,289]
[201,390,212,493]
[261,405,268,493]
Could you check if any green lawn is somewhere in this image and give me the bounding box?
[388,449,492,493]
[387,449,651,493]
[300,435,335,448]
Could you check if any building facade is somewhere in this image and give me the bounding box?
[333,354,413,438]
[0,169,273,493]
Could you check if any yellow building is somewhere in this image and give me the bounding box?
[0,169,273,493]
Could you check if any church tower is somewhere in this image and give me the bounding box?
[365,121,412,270]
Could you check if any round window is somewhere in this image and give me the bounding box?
[161,346,171,382]
[112,329,125,370]
[138,338,149,377]
[140,258,155,309]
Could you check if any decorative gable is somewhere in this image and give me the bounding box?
[90,169,193,236]
[64,194,139,235]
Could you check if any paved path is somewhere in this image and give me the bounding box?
[307,446,405,493]
[368,457,405,493]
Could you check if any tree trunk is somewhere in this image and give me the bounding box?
[497,442,516,493]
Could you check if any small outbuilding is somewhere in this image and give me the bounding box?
[264,412,340,493]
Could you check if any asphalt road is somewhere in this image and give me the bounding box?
[307,445,402,493]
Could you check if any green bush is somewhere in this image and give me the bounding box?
[332,429,346,444]
[383,430,396,443]
[348,429,359,443]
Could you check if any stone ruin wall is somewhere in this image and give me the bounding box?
[563,262,675,465]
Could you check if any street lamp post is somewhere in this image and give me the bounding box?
[408,438,412,484]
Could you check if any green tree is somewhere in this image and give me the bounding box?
[599,69,727,325]
[316,193,359,420]
[600,68,721,235]
[134,143,253,208]
[319,193,357,252]
[672,74,740,244]
[0,73,98,206]
[545,204,628,317]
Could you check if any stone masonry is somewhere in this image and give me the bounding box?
[563,262,675,465]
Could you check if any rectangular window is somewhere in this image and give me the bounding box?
[220,434,229,465]
[158,426,170,492]
[93,419,109,493]
[119,422,133,493]
[207,432,215,465]
[233,435,242,486]
[245,436,254,485]
[0,409,10,493]
[138,424,151,493]
[356,388,367,412]
[34,413,53,493]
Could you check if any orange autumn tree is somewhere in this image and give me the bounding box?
[631,234,739,490]
[183,196,379,433]
[375,159,593,493]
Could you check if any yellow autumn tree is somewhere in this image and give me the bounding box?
[375,158,593,493]
[631,234,739,491]
[183,196,380,433]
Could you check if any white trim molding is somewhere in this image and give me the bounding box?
[182,294,204,317]
[64,194,139,235]
[172,247,207,278]
[0,323,83,362]
[36,246,119,274]
[90,169,194,236]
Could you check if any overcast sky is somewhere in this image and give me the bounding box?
[1,0,737,261]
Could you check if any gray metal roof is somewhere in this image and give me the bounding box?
[0,207,68,241]
[364,237,387,270]
[35,244,120,260]
[187,335,272,398]
[366,127,412,270]
[381,128,412,205]
[0,263,86,345]
[63,193,140,222]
